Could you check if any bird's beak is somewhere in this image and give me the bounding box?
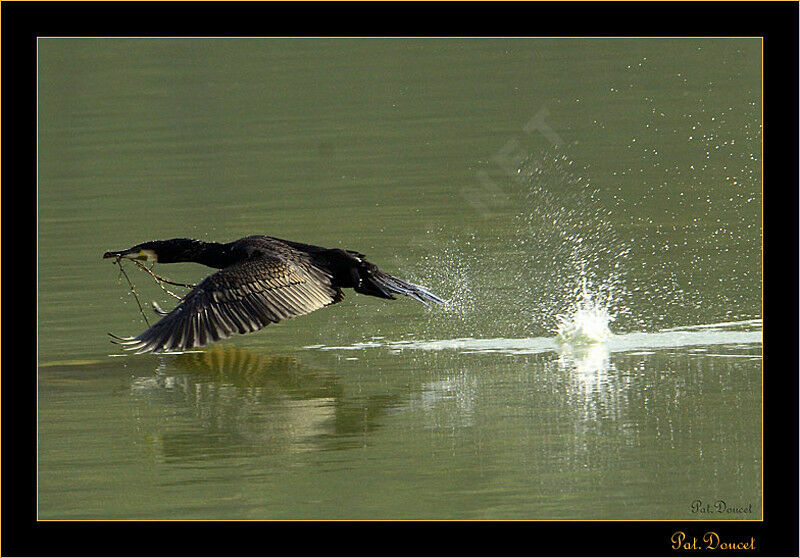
[103,248,157,262]
[103,248,134,259]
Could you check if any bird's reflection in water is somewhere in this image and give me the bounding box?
[130,346,404,463]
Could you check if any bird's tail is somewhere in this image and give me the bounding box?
[355,265,445,306]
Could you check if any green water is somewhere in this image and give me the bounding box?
[38,38,762,520]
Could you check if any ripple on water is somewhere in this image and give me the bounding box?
[305,319,761,357]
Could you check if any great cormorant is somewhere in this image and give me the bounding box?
[103,235,444,353]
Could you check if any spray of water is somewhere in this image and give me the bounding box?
[555,277,615,345]
[400,148,632,342]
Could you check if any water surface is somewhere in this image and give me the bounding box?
[38,38,762,520]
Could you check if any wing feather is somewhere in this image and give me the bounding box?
[114,255,341,353]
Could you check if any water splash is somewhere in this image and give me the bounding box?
[396,148,633,342]
[409,233,477,326]
[484,148,639,337]
[555,278,615,345]
[393,140,757,344]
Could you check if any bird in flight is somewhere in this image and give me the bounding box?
[104,235,444,353]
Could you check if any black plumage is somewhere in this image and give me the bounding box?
[104,235,444,353]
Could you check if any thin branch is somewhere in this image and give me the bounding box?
[111,256,197,324]
[131,260,194,301]
[112,257,150,327]
[132,260,196,288]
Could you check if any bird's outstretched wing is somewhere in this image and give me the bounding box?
[110,256,342,354]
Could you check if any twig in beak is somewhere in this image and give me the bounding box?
[112,257,150,327]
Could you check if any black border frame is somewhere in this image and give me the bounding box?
[4,1,797,556]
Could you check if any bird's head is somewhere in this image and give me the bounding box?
[103,241,160,262]
[103,239,211,264]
